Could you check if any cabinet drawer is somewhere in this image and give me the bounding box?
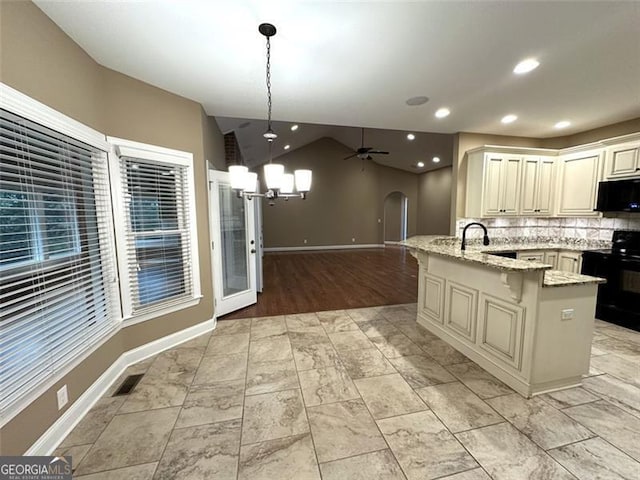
[517,251,545,262]
[478,294,525,370]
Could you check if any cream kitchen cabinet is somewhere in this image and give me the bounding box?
[544,251,558,269]
[556,150,603,217]
[517,250,545,262]
[604,141,640,179]
[466,152,522,217]
[558,251,583,273]
[520,156,555,216]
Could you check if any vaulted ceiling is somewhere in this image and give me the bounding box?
[35,1,640,169]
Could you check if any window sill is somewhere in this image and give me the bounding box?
[121,295,203,327]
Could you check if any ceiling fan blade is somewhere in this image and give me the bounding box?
[368,150,390,155]
[344,153,358,160]
[358,147,372,154]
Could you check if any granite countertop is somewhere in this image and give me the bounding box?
[543,270,607,288]
[402,236,608,286]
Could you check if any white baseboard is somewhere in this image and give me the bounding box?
[25,317,216,456]
[264,244,384,252]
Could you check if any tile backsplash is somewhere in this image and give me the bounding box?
[456,213,640,241]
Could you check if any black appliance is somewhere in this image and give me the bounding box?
[595,178,640,212]
[582,229,640,331]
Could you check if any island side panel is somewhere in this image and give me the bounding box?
[531,285,596,392]
[415,251,543,397]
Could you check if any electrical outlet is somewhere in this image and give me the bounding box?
[351,238,355,243]
[57,385,69,410]
[561,309,574,321]
[378,218,382,223]
[303,239,307,244]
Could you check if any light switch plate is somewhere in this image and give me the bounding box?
[561,309,575,320]
[57,385,69,410]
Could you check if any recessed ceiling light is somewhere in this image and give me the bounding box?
[435,108,450,118]
[290,124,299,131]
[513,58,539,75]
[407,133,416,141]
[501,114,518,124]
[555,120,571,129]
[284,144,290,150]
[417,161,425,168]
[406,96,429,106]
[432,157,440,163]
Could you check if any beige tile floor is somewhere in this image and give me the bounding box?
[56,305,640,479]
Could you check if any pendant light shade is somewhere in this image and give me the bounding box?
[229,165,248,190]
[243,172,258,193]
[264,163,284,190]
[280,173,295,194]
[294,169,312,193]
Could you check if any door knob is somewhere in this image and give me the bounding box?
[250,249,256,254]
[250,240,255,245]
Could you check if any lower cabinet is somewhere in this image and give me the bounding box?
[517,251,545,262]
[544,251,558,269]
[558,251,583,273]
[477,294,525,370]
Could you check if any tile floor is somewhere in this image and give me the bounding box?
[56,305,640,479]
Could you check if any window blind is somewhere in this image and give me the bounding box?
[0,109,118,420]
[118,154,194,315]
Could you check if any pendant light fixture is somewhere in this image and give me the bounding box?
[227,23,312,202]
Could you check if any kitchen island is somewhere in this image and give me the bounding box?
[403,236,605,397]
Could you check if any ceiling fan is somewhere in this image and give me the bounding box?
[344,128,390,161]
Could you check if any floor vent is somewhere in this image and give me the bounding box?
[113,374,144,396]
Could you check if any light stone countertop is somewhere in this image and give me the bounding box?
[403,235,607,286]
[543,270,607,288]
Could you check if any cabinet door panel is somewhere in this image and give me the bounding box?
[607,145,639,178]
[501,157,522,214]
[478,294,525,370]
[558,252,581,273]
[422,273,444,324]
[444,281,478,342]
[557,154,601,216]
[483,156,504,216]
[536,158,555,215]
[544,251,558,269]
[520,157,539,215]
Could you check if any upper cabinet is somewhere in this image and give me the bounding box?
[556,150,603,217]
[520,156,555,216]
[604,140,640,179]
[482,154,522,216]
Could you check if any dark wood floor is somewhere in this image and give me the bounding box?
[221,247,418,319]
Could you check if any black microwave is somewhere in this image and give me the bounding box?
[595,178,640,212]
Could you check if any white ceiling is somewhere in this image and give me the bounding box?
[35,1,640,140]
[216,117,453,172]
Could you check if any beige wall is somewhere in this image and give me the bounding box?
[262,137,419,248]
[542,117,640,149]
[418,166,452,235]
[0,1,220,455]
[384,192,404,242]
[202,110,226,170]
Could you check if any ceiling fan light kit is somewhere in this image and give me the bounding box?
[227,23,312,203]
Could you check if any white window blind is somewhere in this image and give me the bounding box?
[111,140,200,318]
[0,108,119,420]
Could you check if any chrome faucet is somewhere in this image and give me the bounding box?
[461,222,490,251]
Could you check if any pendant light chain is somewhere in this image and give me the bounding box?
[266,35,273,135]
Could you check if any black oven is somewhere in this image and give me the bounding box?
[582,230,640,331]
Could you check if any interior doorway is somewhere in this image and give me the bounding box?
[383,191,408,244]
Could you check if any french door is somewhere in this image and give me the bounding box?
[209,170,257,316]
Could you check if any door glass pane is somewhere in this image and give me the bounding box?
[219,183,248,296]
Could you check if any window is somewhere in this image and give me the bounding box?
[0,103,118,420]
[110,138,200,319]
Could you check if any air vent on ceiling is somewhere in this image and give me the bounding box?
[113,374,144,396]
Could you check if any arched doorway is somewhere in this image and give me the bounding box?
[384,191,408,243]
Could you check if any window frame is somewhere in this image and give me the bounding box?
[0,83,121,425]
[107,137,201,326]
